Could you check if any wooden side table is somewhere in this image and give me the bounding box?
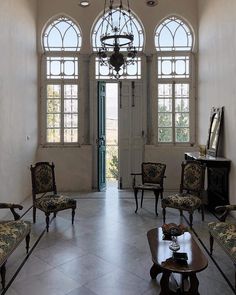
[147,227,208,294]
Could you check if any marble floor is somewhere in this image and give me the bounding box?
[2,185,235,295]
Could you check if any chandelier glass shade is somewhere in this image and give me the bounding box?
[98,0,138,79]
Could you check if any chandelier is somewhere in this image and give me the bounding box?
[98,0,137,79]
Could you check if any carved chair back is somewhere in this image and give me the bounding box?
[30,162,57,200]
[142,162,166,186]
[180,161,206,195]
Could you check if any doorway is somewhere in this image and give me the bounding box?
[97,80,144,191]
[106,83,119,188]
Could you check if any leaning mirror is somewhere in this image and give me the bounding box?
[207,107,224,157]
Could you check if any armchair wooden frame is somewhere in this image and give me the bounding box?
[131,162,166,216]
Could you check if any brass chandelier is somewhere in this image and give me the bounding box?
[98,0,137,79]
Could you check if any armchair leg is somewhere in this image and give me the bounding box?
[210,234,214,255]
[45,213,50,232]
[162,207,166,224]
[154,190,159,216]
[1,262,6,289]
[134,188,139,213]
[201,204,205,221]
[141,190,144,208]
[189,213,193,229]
[25,233,30,253]
[33,207,36,223]
[53,212,57,218]
[72,208,75,224]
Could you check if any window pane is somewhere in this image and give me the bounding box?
[64,129,78,142]
[175,113,189,127]
[176,128,189,142]
[158,113,172,127]
[158,128,172,142]
[158,99,172,112]
[47,129,60,143]
[175,83,189,97]
[47,114,60,128]
[158,84,172,97]
[64,100,78,113]
[64,85,78,98]
[64,114,78,128]
[47,85,61,98]
[47,99,61,113]
[175,99,189,112]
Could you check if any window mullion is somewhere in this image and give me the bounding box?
[172,81,175,143]
[61,81,65,143]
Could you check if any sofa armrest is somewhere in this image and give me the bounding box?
[0,203,23,220]
[215,205,236,222]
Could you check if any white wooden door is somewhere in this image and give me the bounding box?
[118,80,145,189]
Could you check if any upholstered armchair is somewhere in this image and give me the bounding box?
[162,161,206,228]
[0,203,31,289]
[131,162,166,215]
[30,162,76,232]
[208,205,236,289]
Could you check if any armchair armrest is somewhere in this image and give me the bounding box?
[215,205,236,222]
[0,203,23,220]
[130,173,142,188]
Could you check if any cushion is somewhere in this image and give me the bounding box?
[208,221,236,262]
[162,193,202,211]
[35,195,76,212]
[0,220,31,264]
[135,183,161,190]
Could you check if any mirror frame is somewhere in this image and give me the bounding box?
[207,106,224,157]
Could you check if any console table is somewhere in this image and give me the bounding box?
[185,152,231,210]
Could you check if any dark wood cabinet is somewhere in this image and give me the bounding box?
[185,152,231,210]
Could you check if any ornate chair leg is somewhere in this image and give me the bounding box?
[1,262,6,289]
[134,188,139,213]
[45,213,50,232]
[72,208,75,224]
[141,190,144,208]
[189,212,193,229]
[25,233,30,253]
[33,206,36,223]
[210,234,214,255]
[201,204,205,221]
[154,190,159,216]
[162,207,166,224]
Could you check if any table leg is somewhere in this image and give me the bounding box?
[184,273,199,295]
[150,263,162,279]
[134,188,138,213]
[160,271,173,295]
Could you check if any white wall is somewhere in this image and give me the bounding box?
[198,0,236,204]
[37,146,92,191]
[0,0,38,207]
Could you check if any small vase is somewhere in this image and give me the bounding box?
[169,235,180,252]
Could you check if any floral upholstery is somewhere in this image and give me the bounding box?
[33,163,54,194]
[162,161,205,228]
[162,193,202,211]
[0,203,31,289]
[0,220,31,264]
[182,163,203,192]
[142,163,166,184]
[132,162,166,215]
[208,221,236,263]
[35,195,76,213]
[31,162,77,232]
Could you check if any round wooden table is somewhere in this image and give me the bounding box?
[147,227,208,295]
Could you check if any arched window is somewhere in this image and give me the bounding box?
[42,16,82,144]
[155,16,194,144]
[92,8,144,79]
